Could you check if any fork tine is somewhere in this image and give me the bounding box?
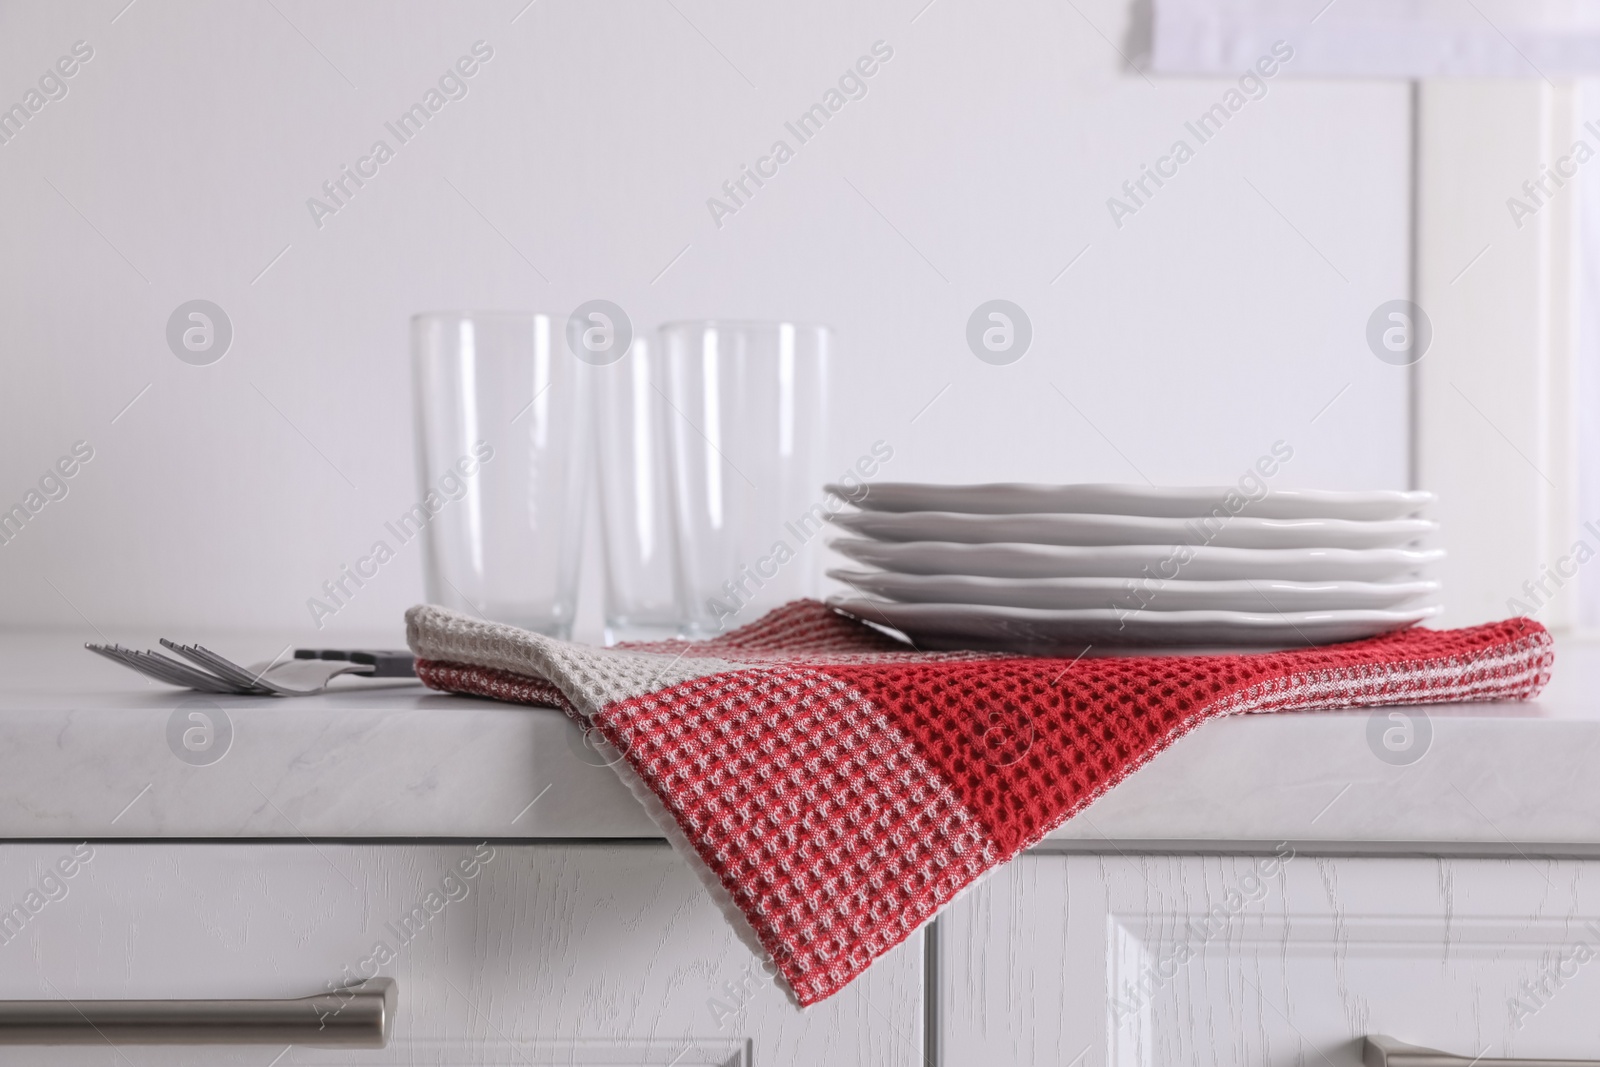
[112,645,243,695]
[84,643,156,684]
[126,644,231,685]
[124,648,245,695]
[86,644,244,695]
[159,640,275,692]
[86,643,178,684]
[131,649,246,694]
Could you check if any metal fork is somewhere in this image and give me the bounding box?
[85,642,415,697]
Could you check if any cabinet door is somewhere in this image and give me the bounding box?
[939,853,1600,1066]
[0,842,923,1066]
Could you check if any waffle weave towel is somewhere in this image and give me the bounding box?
[405,599,1552,1006]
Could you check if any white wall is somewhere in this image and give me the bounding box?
[0,0,1411,641]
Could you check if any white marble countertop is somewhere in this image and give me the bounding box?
[2,629,1596,852]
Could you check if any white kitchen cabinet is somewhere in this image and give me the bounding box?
[939,851,1600,1066]
[11,846,1600,1064]
[0,842,924,1067]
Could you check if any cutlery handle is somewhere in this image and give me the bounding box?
[293,650,416,678]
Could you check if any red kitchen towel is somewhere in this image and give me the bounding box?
[405,600,1552,1006]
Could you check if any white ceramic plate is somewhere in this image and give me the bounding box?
[828,482,1433,521]
[829,538,1446,581]
[828,510,1436,550]
[828,598,1441,652]
[828,569,1440,612]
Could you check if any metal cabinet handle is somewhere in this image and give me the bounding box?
[0,978,395,1047]
[1368,1036,1600,1067]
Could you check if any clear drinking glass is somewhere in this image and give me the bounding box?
[411,312,589,636]
[660,321,831,637]
[593,336,682,644]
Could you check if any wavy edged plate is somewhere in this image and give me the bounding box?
[828,482,1433,521]
[829,539,1444,581]
[829,568,1440,612]
[828,598,1441,653]
[828,510,1435,550]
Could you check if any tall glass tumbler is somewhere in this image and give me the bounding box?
[660,321,831,636]
[411,312,589,636]
[593,336,682,644]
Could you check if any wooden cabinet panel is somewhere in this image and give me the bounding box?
[940,852,1600,1066]
[0,842,923,1066]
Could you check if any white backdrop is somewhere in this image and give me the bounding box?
[0,0,1410,641]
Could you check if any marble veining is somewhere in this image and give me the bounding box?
[2,631,1597,846]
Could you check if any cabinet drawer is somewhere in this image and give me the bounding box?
[939,853,1600,1066]
[0,842,923,1066]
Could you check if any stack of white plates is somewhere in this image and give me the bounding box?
[823,483,1443,653]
